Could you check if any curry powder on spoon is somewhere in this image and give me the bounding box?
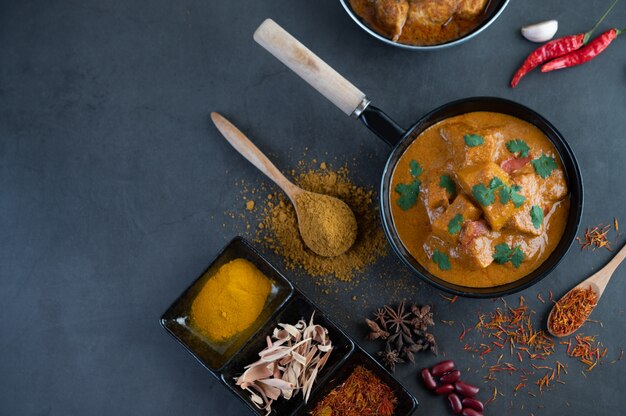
[190,258,271,343]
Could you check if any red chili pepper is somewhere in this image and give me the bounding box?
[510,0,619,88]
[510,34,585,87]
[541,29,623,72]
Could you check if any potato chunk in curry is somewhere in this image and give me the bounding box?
[431,194,481,244]
[441,123,504,168]
[456,162,516,231]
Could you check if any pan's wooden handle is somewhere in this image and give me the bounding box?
[254,19,368,117]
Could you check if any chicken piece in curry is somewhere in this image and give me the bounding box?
[349,0,491,45]
[390,112,569,288]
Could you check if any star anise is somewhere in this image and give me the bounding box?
[365,318,389,341]
[384,300,413,336]
[366,300,438,370]
[377,343,404,372]
[373,308,388,329]
[411,304,435,332]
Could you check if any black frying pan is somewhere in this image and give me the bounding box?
[253,20,583,298]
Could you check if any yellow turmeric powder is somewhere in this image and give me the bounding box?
[190,258,271,343]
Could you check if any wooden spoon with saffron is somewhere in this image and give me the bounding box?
[547,243,626,337]
[210,112,357,257]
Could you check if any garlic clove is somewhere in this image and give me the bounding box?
[521,20,558,43]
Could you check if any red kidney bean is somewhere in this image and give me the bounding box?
[454,381,480,397]
[447,393,462,414]
[421,368,437,391]
[461,408,483,416]
[440,370,461,384]
[431,360,455,376]
[434,384,455,395]
[461,397,484,412]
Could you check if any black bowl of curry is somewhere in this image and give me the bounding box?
[380,98,583,297]
[340,0,510,49]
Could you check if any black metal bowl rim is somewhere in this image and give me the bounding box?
[378,96,583,298]
[339,0,511,51]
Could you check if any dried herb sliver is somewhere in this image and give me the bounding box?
[395,180,421,210]
[531,154,557,178]
[530,205,544,229]
[236,313,333,414]
[506,139,530,158]
[439,174,456,196]
[493,243,525,268]
[433,249,451,271]
[464,134,484,147]
[548,286,597,337]
[448,214,464,235]
[310,366,397,416]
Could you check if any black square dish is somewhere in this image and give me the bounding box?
[301,348,419,415]
[160,237,294,372]
[221,294,355,415]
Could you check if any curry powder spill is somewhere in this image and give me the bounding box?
[295,191,357,257]
[190,258,271,342]
[259,166,387,281]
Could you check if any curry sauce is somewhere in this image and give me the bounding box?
[390,112,569,288]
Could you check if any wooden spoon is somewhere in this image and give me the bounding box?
[210,112,358,257]
[547,243,626,337]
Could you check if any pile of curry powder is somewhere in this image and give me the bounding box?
[253,163,388,281]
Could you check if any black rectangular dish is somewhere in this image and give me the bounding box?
[160,236,418,415]
[160,237,294,371]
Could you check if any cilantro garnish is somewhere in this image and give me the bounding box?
[464,134,484,147]
[433,249,451,271]
[493,243,524,268]
[472,177,524,208]
[410,160,423,177]
[448,214,464,236]
[396,160,424,210]
[490,177,504,189]
[395,180,421,211]
[472,183,495,206]
[531,154,557,179]
[506,139,530,158]
[499,184,526,208]
[439,175,456,196]
[530,205,544,229]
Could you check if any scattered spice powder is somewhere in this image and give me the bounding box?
[548,286,598,336]
[310,366,397,416]
[258,166,387,281]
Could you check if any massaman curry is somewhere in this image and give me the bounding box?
[348,0,492,45]
[390,112,569,288]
